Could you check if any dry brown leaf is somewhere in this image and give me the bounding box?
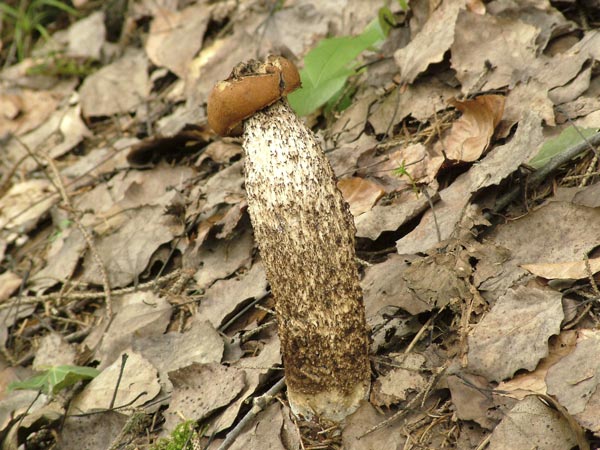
[451,10,539,94]
[467,285,563,382]
[209,332,281,433]
[482,202,600,296]
[132,318,224,392]
[163,362,246,433]
[58,411,127,450]
[0,179,56,234]
[355,185,437,241]
[228,402,286,450]
[522,257,600,280]
[447,373,497,429]
[342,401,406,449]
[32,333,76,370]
[92,292,172,368]
[370,353,427,407]
[396,111,543,255]
[361,254,432,317]
[70,350,161,414]
[338,177,385,217]
[193,230,254,289]
[501,80,555,136]
[395,0,465,84]
[546,330,600,415]
[369,77,459,134]
[498,330,578,400]
[487,396,579,450]
[444,95,505,162]
[67,11,105,59]
[0,90,59,137]
[80,49,149,117]
[145,4,210,78]
[199,261,268,328]
[80,205,184,287]
[0,272,21,302]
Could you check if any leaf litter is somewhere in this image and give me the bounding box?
[1,1,600,449]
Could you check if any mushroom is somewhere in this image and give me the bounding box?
[207,56,370,422]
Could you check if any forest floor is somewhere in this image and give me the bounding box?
[1,0,600,449]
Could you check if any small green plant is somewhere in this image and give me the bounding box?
[49,218,73,242]
[288,7,393,116]
[26,52,96,77]
[393,160,419,194]
[0,0,78,63]
[151,421,202,450]
[8,364,99,395]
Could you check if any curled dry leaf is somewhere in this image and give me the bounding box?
[444,95,505,162]
[337,177,385,217]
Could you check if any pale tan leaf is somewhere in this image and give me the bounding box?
[337,177,385,217]
[70,351,161,414]
[444,95,505,162]
[522,258,600,280]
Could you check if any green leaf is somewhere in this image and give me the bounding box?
[529,127,600,169]
[288,14,387,117]
[8,365,100,395]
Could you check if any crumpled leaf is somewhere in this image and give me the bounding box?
[468,285,563,382]
[396,111,543,255]
[444,95,505,162]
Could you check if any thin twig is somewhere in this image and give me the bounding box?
[42,155,114,318]
[0,270,181,311]
[217,377,286,450]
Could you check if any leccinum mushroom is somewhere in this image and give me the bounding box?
[207,56,370,422]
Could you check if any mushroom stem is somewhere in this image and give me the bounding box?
[243,98,370,421]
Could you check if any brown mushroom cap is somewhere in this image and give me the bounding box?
[207,56,302,136]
